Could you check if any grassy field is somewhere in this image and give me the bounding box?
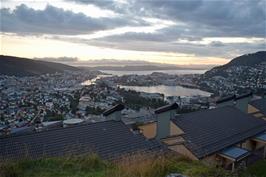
[0,153,265,177]
[242,159,266,177]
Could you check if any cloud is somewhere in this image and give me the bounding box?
[140,0,265,37]
[1,0,265,61]
[71,0,265,38]
[80,0,265,58]
[0,4,143,35]
[66,0,128,13]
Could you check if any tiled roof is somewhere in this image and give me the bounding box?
[0,120,163,161]
[249,98,266,115]
[172,106,266,159]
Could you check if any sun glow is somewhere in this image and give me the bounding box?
[0,33,228,65]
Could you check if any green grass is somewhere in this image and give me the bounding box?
[241,159,266,177]
[0,154,265,177]
[0,154,107,177]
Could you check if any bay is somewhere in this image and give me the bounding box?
[119,85,211,97]
[100,69,206,76]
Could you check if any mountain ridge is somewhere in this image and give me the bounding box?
[0,55,80,77]
[204,51,266,77]
[198,51,266,95]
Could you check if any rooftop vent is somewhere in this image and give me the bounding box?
[155,103,179,140]
[63,119,84,127]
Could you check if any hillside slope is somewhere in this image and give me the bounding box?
[0,55,80,76]
[225,51,266,67]
[204,51,266,77]
[198,51,266,95]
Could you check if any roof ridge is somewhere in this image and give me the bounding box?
[175,106,234,119]
[0,120,121,140]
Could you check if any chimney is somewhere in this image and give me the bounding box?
[235,92,253,113]
[103,104,125,121]
[154,103,179,140]
[216,95,236,107]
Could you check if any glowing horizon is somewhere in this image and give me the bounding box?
[1,0,265,66]
[1,33,229,66]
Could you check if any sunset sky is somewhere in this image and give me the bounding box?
[1,0,266,66]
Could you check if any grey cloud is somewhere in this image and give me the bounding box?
[0,4,142,35]
[66,0,130,14]
[2,0,265,60]
[74,0,266,38]
[209,41,226,47]
[68,0,265,58]
[136,0,266,38]
[64,32,265,59]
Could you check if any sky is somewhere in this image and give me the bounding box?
[1,0,266,66]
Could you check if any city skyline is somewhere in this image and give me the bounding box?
[1,0,266,65]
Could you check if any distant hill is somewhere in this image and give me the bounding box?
[81,65,213,71]
[198,51,266,95]
[82,65,179,71]
[0,55,80,76]
[225,51,266,67]
[204,51,266,77]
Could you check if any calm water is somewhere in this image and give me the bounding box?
[81,75,110,85]
[82,69,211,97]
[100,69,206,76]
[119,85,211,97]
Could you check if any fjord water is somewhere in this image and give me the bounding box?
[83,69,211,96]
[100,69,207,76]
[119,85,211,97]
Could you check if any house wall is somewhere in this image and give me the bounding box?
[202,154,218,165]
[167,144,198,161]
[138,122,156,139]
[138,121,183,139]
[248,105,259,114]
[139,121,198,161]
[254,113,266,118]
[170,122,184,135]
[248,105,266,119]
[239,139,265,151]
[202,154,230,167]
[162,136,185,146]
[255,142,266,150]
[204,140,265,168]
[241,140,255,150]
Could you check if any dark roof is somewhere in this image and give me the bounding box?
[249,98,266,115]
[216,95,235,104]
[235,92,253,100]
[155,103,179,114]
[0,120,163,161]
[172,106,266,159]
[103,104,125,116]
